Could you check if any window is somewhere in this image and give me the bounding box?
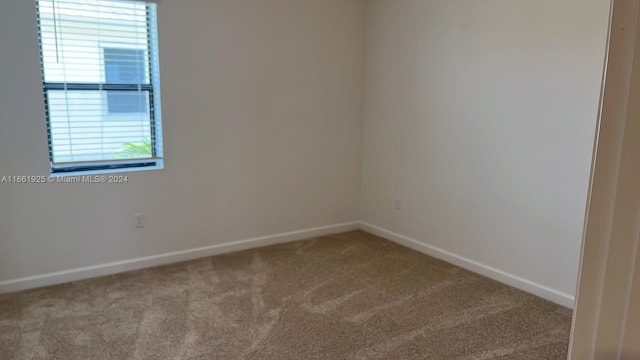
[104,48,146,114]
[36,0,163,174]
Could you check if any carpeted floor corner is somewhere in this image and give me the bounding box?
[0,230,572,359]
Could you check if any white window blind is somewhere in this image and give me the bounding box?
[36,0,163,173]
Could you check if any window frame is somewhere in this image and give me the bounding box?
[36,0,163,175]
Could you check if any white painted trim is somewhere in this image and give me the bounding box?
[570,1,640,358]
[0,220,576,309]
[0,222,359,295]
[359,221,575,308]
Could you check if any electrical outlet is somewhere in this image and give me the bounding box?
[135,213,145,229]
[395,197,402,210]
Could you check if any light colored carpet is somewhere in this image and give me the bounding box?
[0,230,572,359]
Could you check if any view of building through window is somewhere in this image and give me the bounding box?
[104,48,147,114]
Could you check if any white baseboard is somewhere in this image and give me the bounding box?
[0,220,576,308]
[0,222,360,295]
[359,221,576,308]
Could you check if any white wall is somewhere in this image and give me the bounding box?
[361,0,610,300]
[0,0,364,283]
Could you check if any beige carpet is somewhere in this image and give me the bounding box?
[0,231,572,359]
